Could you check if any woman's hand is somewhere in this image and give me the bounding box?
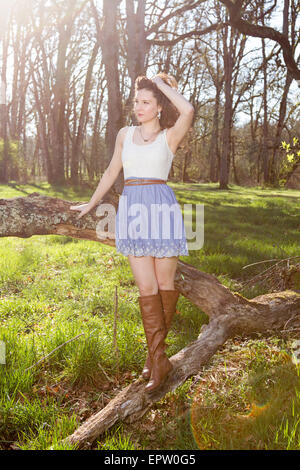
[151,76,165,87]
[69,202,94,219]
[151,74,177,89]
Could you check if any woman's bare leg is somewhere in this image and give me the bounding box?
[154,256,179,290]
[127,254,158,295]
[128,254,178,387]
[127,255,179,292]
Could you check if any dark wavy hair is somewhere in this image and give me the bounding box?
[133,73,180,129]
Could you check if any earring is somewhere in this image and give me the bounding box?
[157,110,161,119]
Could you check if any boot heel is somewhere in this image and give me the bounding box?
[141,353,151,379]
[145,355,173,392]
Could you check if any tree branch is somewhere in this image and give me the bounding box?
[146,23,223,46]
[219,0,300,82]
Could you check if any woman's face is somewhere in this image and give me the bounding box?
[134,89,162,123]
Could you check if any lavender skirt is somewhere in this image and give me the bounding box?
[115,177,189,258]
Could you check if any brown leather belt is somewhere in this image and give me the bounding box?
[124,178,167,186]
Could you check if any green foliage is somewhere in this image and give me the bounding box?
[279,138,300,186]
[0,138,27,181]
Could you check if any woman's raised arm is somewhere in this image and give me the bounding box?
[151,76,194,155]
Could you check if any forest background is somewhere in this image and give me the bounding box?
[1,0,300,192]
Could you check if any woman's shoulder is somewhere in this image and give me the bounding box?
[119,125,134,146]
[119,125,135,134]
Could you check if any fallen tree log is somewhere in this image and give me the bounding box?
[0,192,119,244]
[0,193,299,448]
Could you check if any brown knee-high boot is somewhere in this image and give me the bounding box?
[159,288,180,331]
[141,289,180,380]
[138,293,173,392]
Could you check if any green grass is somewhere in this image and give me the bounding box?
[125,338,300,451]
[0,182,300,450]
[188,338,300,450]
[96,425,140,450]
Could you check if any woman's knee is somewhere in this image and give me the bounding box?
[138,283,159,296]
[155,256,178,290]
[157,279,175,290]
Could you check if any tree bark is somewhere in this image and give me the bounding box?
[52,22,69,185]
[268,0,294,185]
[269,72,293,184]
[98,0,124,193]
[0,192,119,244]
[70,40,100,185]
[0,15,10,183]
[206,15,223,183]
[220,21,233,189]
[261,36,269,184]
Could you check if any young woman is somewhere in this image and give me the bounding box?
[70,73,194,392]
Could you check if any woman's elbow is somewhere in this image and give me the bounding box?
[106,167,120,183]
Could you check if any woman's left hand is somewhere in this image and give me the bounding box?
[69,202,93,219]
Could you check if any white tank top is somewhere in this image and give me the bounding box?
[121,126,174,180]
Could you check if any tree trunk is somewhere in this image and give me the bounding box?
[0,20,9,183]
[52,23,69,185]
[209,84,221,183]
[126,0,147,80]
[207,18,222,183]
[220,21,233,189]
[182,149,192,182]
[231,135,240,185]
[70,41,100,185]
[32,76,54,183]
[269,0,293,185]
[269,73,293,185]
[99,0,124,193]
[261,35,269,184]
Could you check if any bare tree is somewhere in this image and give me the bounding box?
[0,2,11,183]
